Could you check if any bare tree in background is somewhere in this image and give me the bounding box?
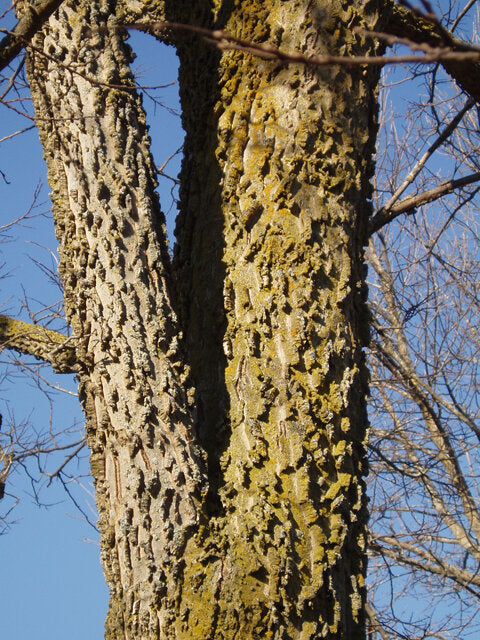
[368,213,480,638]
[367,11,480,635]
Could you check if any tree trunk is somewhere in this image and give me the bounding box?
[22,0,381,637]
[23,2,207,636]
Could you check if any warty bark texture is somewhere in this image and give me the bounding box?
[22,0,381,638]
[22,1,207,637]
[171,1,381,638]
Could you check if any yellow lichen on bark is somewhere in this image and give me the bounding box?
[0,314,76,372]
[173,1,382,637]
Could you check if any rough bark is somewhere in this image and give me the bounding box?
[21,0,381,638]
[23,2,207,636]
[170,2,380,637]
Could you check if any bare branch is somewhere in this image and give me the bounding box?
[0,54,25,101]
[384,1,480,103]
[365,602,394,640]
[0,314,77,373]
[126,21,480,68]
[378,97,474,216]
[0,0,65,72]
[370,170,480,234]
[371,536,480,596]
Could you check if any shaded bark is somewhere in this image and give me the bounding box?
[21,0,382,637]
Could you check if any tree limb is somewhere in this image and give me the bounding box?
[0,443,13,500]
[369,171,480,234]
[0,314,77,372]
[365,602,392,640]
[0,0,65,72]
[125,20,480,68]
[385,1,480,104]
[371,535,480,596]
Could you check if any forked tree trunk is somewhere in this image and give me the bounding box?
[22,0,381,637]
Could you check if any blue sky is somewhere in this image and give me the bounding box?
[0,12,184,637]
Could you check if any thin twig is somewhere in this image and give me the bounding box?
[128,21,480,67]
[378,97,474,216]
[0,55,25,101]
